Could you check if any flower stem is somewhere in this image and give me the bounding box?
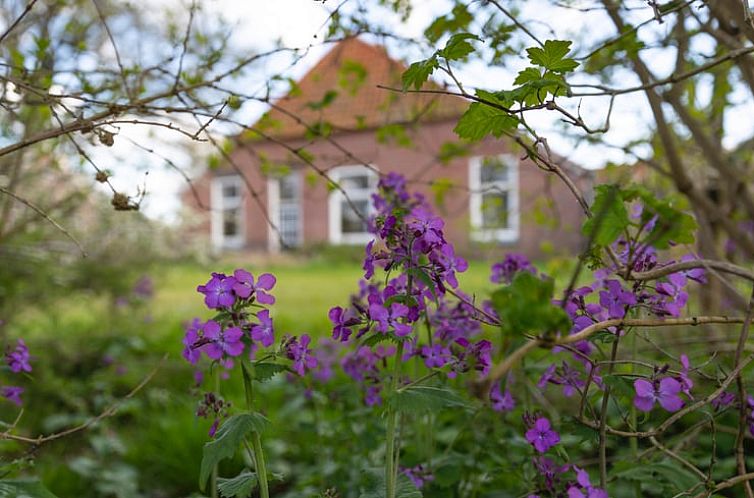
[242,361,270,498]
[385,341,405,498]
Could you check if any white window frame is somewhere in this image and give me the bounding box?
[210,175,245,250]
[267,172,303,252]
[469,154,520,243]
[328,165,378,245]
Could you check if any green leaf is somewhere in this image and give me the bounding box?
[359,468,422,498]
[514,67,542,85]
[408,267,438,300]
[376,124,413,147]
[252,362,288,382]
[401,56,439,91]
[199,413,270,490]
[218,471,257,498]
[438,33,480,61]
[453,91,518,141]
[526,39,579,73]
[491,272,571,336]
[388,385,468,414]
[430,178,455,207]
[306,90,338,110]
[0,479,59,498]
[612,460,700,492]
[424,4,473,43]
[582,184,629,246]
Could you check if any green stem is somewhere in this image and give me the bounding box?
[211,368,220,498]
[242,362,270,498]
[629,332,641,498]
[385,341,405,498]
[251,431,270,498]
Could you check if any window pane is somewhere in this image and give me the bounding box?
[340,174,370,190]
[480,156,510,184]
[223,208,240,236]
[222,183,240,199]
[341,199,369,234]
[279,174,298,201]
[481,192,509,229]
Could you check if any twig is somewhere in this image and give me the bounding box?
[487,316,746,382]
[0,0,39,46]
[0,354,166,444]
[0,185,86,256]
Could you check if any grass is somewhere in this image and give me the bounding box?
[153,258,498,344]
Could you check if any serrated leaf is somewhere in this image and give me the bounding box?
[199,413,270,490]
[359,468,422,498]
[526,39,579,73]
[252,362,288,382]
[424,4,472,43]
[402,56,439,91]
[613,460,700,492]
[582,184,629,246]
[491,271,571,336]
[453,91,518,141]
[438,33,480,61]
[389,385,468,414]
[514,67,542,85]
[0,479,59,498]
[218,471,257,498]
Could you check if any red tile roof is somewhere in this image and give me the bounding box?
[252,37,467,138]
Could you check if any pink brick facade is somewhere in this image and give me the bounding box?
[185,119,590,258]
[182,38,591,258]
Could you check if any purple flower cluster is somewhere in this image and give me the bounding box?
[2,339,31,406]
[490,253,536,284]
[183,269,317,380]
[321,175,500,405]
[196,270,276,310]
[196,391,230,437]
[490,380,515,412]
[401,464,434,489]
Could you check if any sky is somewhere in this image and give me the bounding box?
[95,0,754,221]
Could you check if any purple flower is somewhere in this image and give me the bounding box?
[251,309,275,347]
[431,243,468,289]
[365,385,382,406]
[567,466,608,498]
[132,276,154,299]
[286,334,317,376]
[232,269,276,304]
[491,253,536,284]
[633,377,684,412]
[677,354,694,398]
[328,306,360,342]
[599,280,637,319]
[525,417,560,453]
[1,386,23,406]
[369,302,413,337]
[401,465,434,489]
[490,382,516,412]
[711,391,736,410]
[182,318,204,365]
[204,321,244,360]
[407,207,445,252]
[197,272,237,309]
[6,339,31,373]
[420,344,452,368]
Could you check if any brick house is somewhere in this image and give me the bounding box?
[183,37,592,257]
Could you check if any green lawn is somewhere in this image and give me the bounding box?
[154,258,497,342]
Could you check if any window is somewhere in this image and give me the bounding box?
[267,172,302,251]
[469,154,519,243]
[211,175,245,250]
[328,165,378,244]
